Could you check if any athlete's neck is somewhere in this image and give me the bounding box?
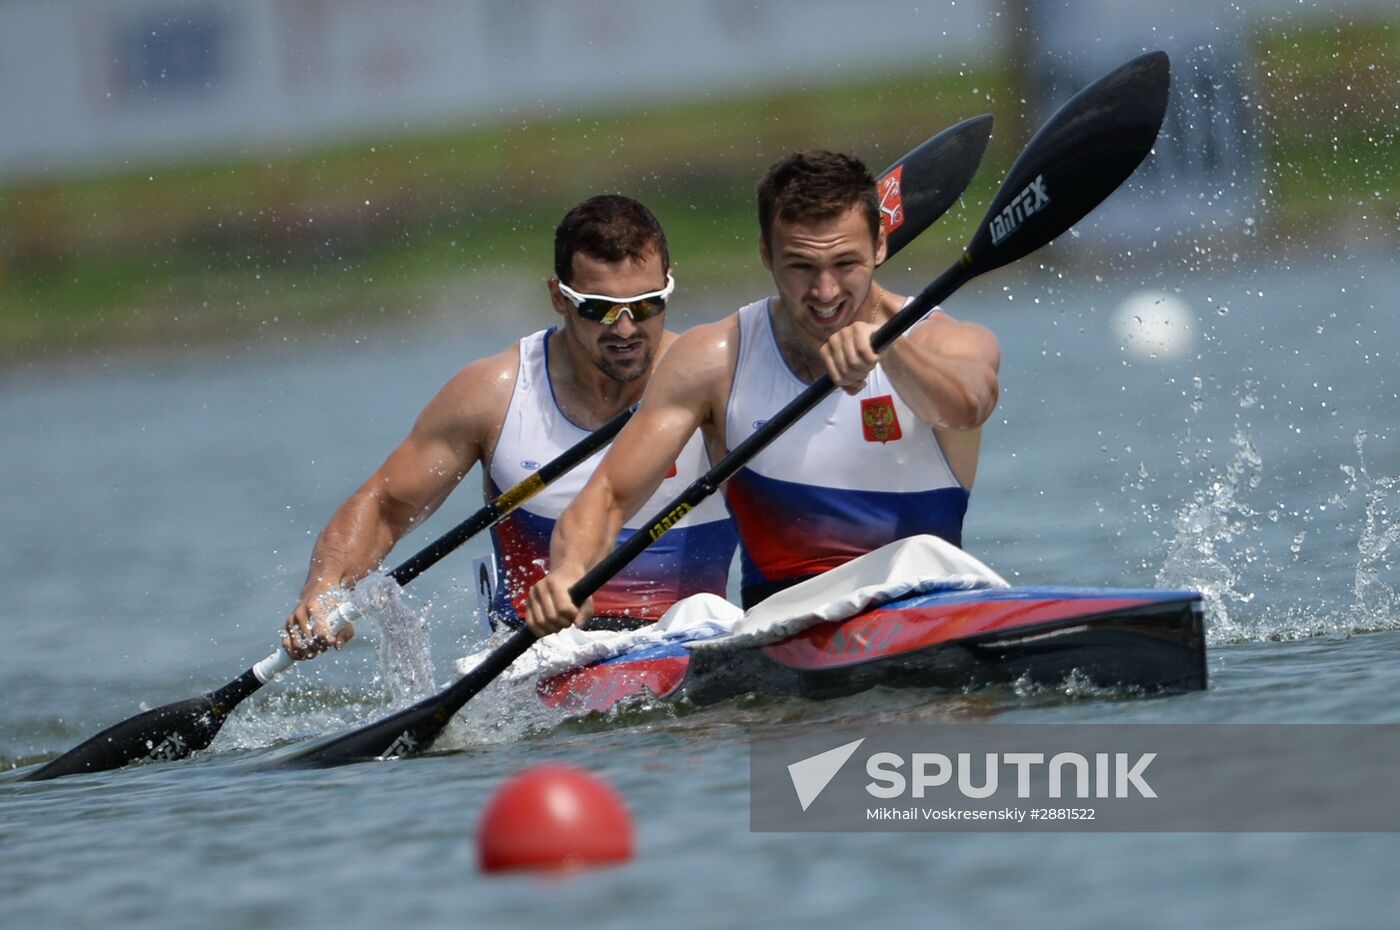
[547,328,653,428]
[771,284,890,384]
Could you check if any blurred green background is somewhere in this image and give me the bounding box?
[1,14,1394,359]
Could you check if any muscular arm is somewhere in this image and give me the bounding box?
[879,312,1001,430]
[526,320,735,635]
[283,350,516,657]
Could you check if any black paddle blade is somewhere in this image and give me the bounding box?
[25,697,221,781]
[963,50,1170,274]
[275,699,451,768]
[882,113,993,258]
[23,670,261,781]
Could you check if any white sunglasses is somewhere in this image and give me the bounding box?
[556,273,674,325]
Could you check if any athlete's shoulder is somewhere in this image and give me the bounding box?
[910,309,1000,364]
[667,314,740,373]
[442,339,521,398]
[636,317,739,426]
[414,337,523,439]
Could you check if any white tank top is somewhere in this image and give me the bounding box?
[722,299,969,604]
[487,329,736,624]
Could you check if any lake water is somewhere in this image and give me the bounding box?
[2,247,1398,928]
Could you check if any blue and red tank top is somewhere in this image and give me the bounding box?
[723,299,969,607]
[487,329,736,626]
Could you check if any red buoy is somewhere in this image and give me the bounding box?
[477,764,634,873]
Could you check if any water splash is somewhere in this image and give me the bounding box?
[1155,430,1261,639]
[351,572,436,709]
[1010,669,1147,702]
[431,628,687,750]
[1347,433,1399,629]
[1150,427,1399,644]
[210,576,436,752]
[440,638,562,747]
[215,685,372,751]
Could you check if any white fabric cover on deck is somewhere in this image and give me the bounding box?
[452,535,1006,684]
[453,592,741,683]
[691,534,1007,651]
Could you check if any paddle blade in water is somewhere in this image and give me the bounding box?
[24,670,262,781]
[963,50,1170,274]
[25,697,223,780]
[276,701,451,768]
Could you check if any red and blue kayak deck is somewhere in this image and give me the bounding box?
[536,586,1206,715]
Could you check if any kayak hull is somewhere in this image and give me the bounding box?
[535,586,1207,716]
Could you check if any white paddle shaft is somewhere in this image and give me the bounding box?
[252,600,358,684]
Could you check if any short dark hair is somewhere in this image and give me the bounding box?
[553,194,670,285]
[756,150,880,248]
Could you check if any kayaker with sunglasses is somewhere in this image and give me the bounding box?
[527,151,1001,636]
[283,195,736,657]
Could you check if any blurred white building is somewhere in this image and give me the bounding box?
[2,0,1385,247]
[3,0,998,180]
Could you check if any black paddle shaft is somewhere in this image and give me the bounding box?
[388,403,634,587]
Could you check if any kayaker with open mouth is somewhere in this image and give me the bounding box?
[283,195,736,658]
[527,150,1001,636]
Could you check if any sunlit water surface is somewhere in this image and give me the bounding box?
[2,252,1398,928]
